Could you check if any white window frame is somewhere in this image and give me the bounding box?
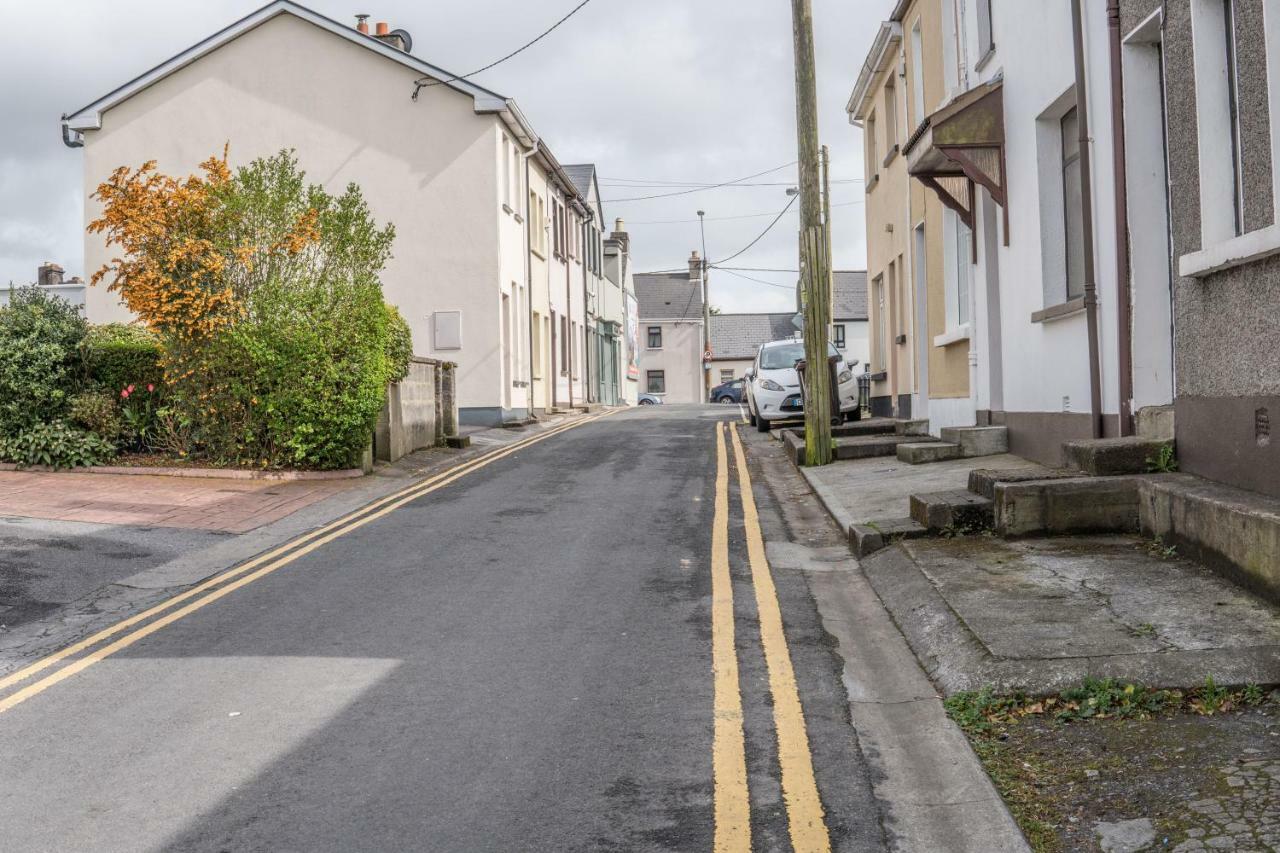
[910,19,925,129]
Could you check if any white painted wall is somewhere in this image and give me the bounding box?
[833,319,870,374]
[965,0,1122,422]
[636,319,703,404]
[79,14,517,418]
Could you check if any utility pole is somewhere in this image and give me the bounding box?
[698,210,711,403]
[791,0,834,466]
[821,145,834,317]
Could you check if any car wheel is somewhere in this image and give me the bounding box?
[718,396,736,404]
[639,399,654,406]
[756,414,771,433]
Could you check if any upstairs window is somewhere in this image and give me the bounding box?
[1061,106,1085,299]
[976,0,995,59]
[647,326,663,349]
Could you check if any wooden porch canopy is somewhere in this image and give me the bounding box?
[905,78,1008,245]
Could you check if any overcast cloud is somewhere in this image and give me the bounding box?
[2,0,891,312]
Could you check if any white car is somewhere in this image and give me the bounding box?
[745,338,860,432]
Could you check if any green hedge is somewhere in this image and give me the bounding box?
[83,323,162,394]
[0,286,87,433]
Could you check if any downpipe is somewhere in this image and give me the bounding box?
[1072,0,1106,439]
[1107,0,1136,435]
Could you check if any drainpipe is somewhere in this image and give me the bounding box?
[1107,0,1135,436]
[523,144,537,418]
[60,116,83,148]
[566,201,574,409]
[1072,0,1105,439]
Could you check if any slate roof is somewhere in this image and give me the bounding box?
[833,270,868,320]
[710,313,799,360]
[635,272,703,320]
[563,164,595,197]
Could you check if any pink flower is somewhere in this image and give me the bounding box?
[127,384,136,394]
[147,384,155,393]
[120,388,130,399]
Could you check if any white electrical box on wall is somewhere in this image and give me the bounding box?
[433,311,462,350]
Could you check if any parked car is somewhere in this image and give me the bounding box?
[745,338,859,432]
[637,393,664,406]
[710,378,746,404]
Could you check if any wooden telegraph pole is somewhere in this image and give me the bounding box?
[791,0,833,466]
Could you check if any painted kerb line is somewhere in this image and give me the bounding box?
[730,423,831,852]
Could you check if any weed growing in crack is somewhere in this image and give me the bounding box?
[1146,443,1179,473]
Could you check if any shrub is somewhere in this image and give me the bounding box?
[69,390,123,443]
[83,323,162,394]
[91,148,398,469]
[0,286,88,434]
[384,304,413,383]
[0,421,116,469]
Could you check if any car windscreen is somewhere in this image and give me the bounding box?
[759,342,840,370]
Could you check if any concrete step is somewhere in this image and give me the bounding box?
[897,442,962,464]
[444,434,471,449]
[835,434,941,461]
[895,419,931,437]
[834,417,899,437]
[850,517,930,557]
[1062,436,1173,476]
[993,475,1143,537]
[909,489,995,532]
[499,418,537,429]
[940,425,1009,457]
[967,466,1078,500]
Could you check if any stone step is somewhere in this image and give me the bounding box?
[850,517,930,557]
[897,442,962,464]
[895,418,931,437]
[835,434,941,461]
[444,434,471,449]
[1062,436,1173,476]
[940,425,1009,457]
[967,466,1078,500]
[499,418,537,429]
[993,476,1143,537]
[909,489,995,532]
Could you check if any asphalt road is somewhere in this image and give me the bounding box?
[0,404,884,852]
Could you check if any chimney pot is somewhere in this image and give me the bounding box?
[355,13,370,34]
[375,21,389,35]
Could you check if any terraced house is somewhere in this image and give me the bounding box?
[62,0,617,427]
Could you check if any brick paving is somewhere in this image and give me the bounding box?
[0,470,353,533]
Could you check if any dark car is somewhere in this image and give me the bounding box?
[710,378,746,404]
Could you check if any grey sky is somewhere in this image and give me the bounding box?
[2,0,890,312]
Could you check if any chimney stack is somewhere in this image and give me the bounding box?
[37,262,64,288]
[689,250,702,282]
[375,21,389,35]
[610,218,629,253]
[370,20,411,51]
[355,13,370,34]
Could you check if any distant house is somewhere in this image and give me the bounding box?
[832,270,870,373]
[709,313,798,386]
[634,254,704,404]
[61,0,606,426]
[0,263,86,315]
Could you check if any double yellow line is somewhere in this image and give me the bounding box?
[0,411,613,716]
[712,421,831,853]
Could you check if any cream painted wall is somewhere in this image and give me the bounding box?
[637,320,703,404]
[80,14,514,416]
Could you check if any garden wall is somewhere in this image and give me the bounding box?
[375,358,459,463]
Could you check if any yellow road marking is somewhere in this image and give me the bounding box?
[0,411,612,713]
[711,422,752,852]
[730,424,831,853]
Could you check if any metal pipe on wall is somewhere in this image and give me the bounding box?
[1071,0,1106,439]
[1107,0,1136,436]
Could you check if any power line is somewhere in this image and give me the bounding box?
[715,267,798,290]
[602,161,798,203]
[625,199,863,226]
[599,179,863,188]
[712,195,798,266]
[413,0,595,97]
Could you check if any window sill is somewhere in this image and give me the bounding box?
[1030,297,1085,324]
[531,247,546,261]
[866,174,880,192]
[882,145,900,168]
[974,45,997,73]
[1179,224,1280,278]
[502,203,513,215]
[514,213,524,224]
[933,323,972,347]
[868,370,888,382]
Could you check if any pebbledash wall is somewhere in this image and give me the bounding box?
[72,8,540,427]
[1119,0,1280,497]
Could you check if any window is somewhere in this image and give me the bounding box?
[646,370,666,394]
[833,324,846,349]
[976,0,994,59]
[532,311,542,379]
[884,80,898,152]
[873,275,887,370]
[647,326,662,349]
[910,19,925,127]
[720,369,735,383]
[503,138,511,207]
[1190,0,1247,244]
[561,315,569,373]
[1223,0,1244,236]
[1061,106,1086,299]
[866,112,878,177]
